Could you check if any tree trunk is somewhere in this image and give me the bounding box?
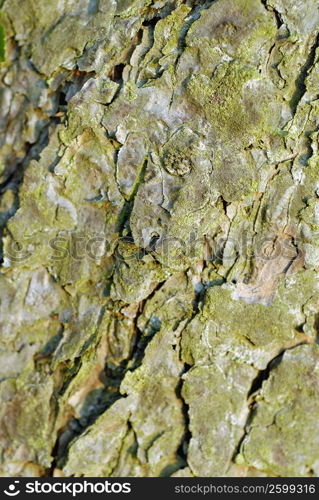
[0,0,319,477]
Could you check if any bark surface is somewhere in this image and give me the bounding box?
[0,0,319,477]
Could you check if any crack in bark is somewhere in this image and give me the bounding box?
[231,340,314,465]
[115,158,148,235]
[261,0,284,29]
[290,32,319,115]
[0,61,96,262]
[0,125,51,262]
[175,364,193,474]
[49,279,168,472]
[175,0,216,70]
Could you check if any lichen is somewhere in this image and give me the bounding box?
[1,0,319,479]
[0,24,5,62]
[238,345,319,476]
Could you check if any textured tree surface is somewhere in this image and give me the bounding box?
[0,0,319,478]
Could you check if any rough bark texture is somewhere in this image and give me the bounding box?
[0,0,319,478]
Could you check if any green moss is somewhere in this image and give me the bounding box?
[0,24,4,61]
[156,4,190,56]
[124,81,138,101]
[182,361,256,476]
[116,0,152,18]
[181,282,305,369]
[239,344,319,476]
[187,60,280,147]
[11,374,55,466]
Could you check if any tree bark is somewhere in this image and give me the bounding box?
[0,0,319,477]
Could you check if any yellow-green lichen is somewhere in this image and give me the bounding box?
[0,24,5,61]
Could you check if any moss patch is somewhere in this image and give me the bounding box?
[0,25,5,61]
